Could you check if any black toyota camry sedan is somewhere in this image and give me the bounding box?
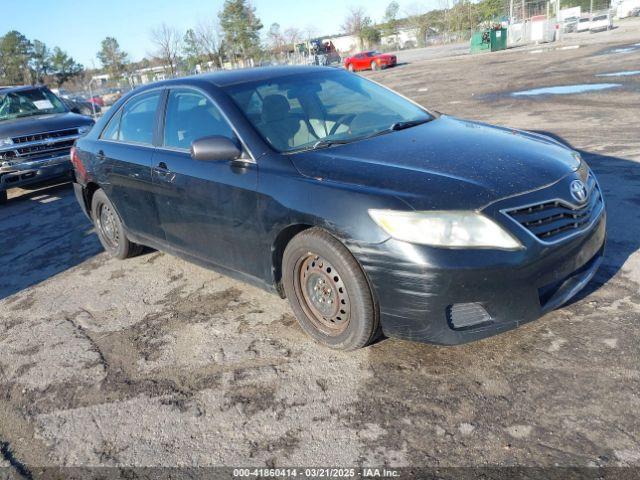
[71,66,606,350]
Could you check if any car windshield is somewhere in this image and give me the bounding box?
[0,88,67,121]
[224,70,433,153]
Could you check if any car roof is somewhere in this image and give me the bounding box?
[0,85,45,94]
[150,65,339,90]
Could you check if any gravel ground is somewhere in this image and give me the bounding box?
[1,18,639,478]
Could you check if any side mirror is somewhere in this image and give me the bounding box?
[191,135,242,162]
[70,106,82,114]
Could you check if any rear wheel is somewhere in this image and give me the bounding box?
[282,228,379,350]
[0,190,6,205]
[371,61,378,71]
[91,189,143,259]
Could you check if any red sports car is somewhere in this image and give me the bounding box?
[343,51,397,72]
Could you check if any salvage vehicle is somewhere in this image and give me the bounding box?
[589,13,613,32]
[344,51,397,71]
[577,17,592,32]
[0,86,94,204]
[61,96,101,117]
[72,66,606,350]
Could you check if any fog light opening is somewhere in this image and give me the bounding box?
[446,303,493,331]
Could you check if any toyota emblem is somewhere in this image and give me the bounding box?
[570,180,588,203]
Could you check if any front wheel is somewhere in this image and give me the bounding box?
[91,189,143,259]
[282,228,379,350]
[347,63,354,72]
[371,61,378,71]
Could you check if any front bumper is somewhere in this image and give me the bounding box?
[350,211,606,345]
[0,154,73,191]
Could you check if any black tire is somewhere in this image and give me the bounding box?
[91,189,143,259]
[0,190,6,205]
[282,228,379,350]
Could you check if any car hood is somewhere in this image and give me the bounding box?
[0,112,94,138]
[290,115,581,210]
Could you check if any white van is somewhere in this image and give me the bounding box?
[576,17,591,32]
[590,13,612,32]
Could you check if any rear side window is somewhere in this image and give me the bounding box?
[117,91,161,145]
[101,109,122,140]
[163,89,233,150]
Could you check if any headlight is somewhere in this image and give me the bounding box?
[0,137,14,148]
[78,125,92,135]
[368,209,523,250]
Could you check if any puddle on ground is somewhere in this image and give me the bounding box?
[600,44,640,55]
[596,70,640,77]
[511,83,622,97]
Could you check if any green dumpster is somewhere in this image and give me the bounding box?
[490,28,507,51]
[470,27,507,54]
[470,32,490,54]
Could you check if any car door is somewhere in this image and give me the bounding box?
[96,90,164,241]
[152,87,262,276]
[353,54,365,70]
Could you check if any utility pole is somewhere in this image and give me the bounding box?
[556,0,561,41]
[590,0,593,15]
[510,0,514,22]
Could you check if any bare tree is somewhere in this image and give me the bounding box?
[195,20,225,68]
[267,23,285,50]
[342,6,373,50]
[150,23,182,76]
[304,24,319,41]
[284,27,302,47]
[405,3,431,47]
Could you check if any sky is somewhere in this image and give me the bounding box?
[4,0,404,68]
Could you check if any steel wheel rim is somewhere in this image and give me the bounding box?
[294,253,351,336]
[98,203,119,249]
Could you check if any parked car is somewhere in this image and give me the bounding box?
[562,16,580,33]
[102,88,123,106]
[61,96,101,116]
[576,17,592,32]
[88,95,105,107]
[0,85,94,204]
[344,51,397,72]
[72,66,606,350]
[589,13,613,32]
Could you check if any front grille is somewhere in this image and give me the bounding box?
[505,174,604,243]
[12,128,78,145]
[15,139,76,161]
[2,128,79,164]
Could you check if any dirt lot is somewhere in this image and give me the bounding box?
[1,19,639,478]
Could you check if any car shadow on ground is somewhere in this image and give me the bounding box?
[0,183,103,300]
[532,131,640,302]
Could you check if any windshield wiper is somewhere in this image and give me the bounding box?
[388,118,433,131]
[311,138,354,150]
[298,117,434,152]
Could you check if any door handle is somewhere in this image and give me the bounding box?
[154,161,175,183]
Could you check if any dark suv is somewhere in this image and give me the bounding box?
[0,85,94,204]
